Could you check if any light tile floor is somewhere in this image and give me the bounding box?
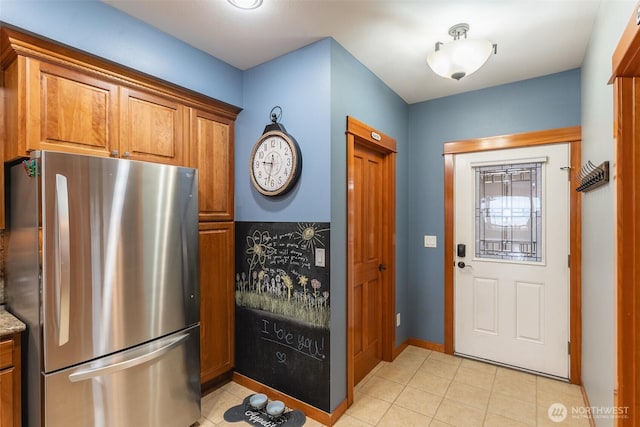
[196,345,591,427]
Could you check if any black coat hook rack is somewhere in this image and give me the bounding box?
[575,160,609,192]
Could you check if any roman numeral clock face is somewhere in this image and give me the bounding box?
[249,130,302,196]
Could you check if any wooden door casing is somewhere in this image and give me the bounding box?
[346,116,396,406]
[611,7,640,422]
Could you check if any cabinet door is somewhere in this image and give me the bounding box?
[190,109,234,221]
[26,59,119,157]
[0,338,15,427]
[0,367,13,427]
[120,87,186,166]
[199,222,235,383]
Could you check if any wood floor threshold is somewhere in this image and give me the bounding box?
[406,337,446,353]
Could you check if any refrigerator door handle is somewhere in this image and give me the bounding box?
[55,174,71,346]
[67,331,190,383]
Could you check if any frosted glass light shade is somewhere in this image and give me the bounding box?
[227,0,263,9]
[427,38,493,80]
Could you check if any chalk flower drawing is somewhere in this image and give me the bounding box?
[310,279,321,297]
[298,275,308,291]
[236,223,331,329]
[282,274,293,301]
[246,230,275,271]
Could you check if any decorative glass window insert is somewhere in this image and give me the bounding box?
[475,162,543,262]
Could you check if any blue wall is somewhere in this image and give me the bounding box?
[235,40,332,222]
[406,69,581,343]
[329,40,409,409]
[330,40,410,347]
[0,0,243,107]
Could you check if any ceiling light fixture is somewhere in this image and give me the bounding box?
[427,23,497,81]
[227,0,263,10]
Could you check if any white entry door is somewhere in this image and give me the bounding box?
[454,143,570,378]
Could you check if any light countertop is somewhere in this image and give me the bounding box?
[0,308,26,336]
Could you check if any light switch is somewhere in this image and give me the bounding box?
[315,248,326,267]
[424,235,437,248]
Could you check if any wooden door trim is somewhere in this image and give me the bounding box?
[611,5,640,422]
[443,127,581,155]
[346,116,396,406]
[612,77,640,427]
[443,126,582,384]
[610,0,640,82]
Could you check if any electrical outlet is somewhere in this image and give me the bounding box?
[396,313,401,327]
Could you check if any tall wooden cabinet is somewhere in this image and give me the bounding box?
[190,107,237,384]
[1,27,239,389]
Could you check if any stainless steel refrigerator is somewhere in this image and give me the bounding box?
[5,151,201,427]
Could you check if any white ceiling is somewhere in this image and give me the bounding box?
[103,0,603,104]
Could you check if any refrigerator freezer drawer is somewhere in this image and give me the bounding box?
[43,326,201,427]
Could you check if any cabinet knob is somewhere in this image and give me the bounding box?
[123,151,131,158]
[110,150,119,157]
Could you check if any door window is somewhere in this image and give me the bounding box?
[474,162,543,262]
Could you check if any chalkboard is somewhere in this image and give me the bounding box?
[234,222,330,411]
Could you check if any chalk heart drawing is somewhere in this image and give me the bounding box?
[276,351,287,364]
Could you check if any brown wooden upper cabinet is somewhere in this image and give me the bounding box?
[4,57,120,160]
[190,108,235,221]
[1,26,240,222]
[120,87,186,166]
[4,57,187,166]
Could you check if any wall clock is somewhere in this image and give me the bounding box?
[249,107,302,197]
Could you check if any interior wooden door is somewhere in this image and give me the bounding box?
[347,116,396,405]
[352,141,385,386]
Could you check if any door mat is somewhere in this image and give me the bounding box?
[224,395,306,427]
